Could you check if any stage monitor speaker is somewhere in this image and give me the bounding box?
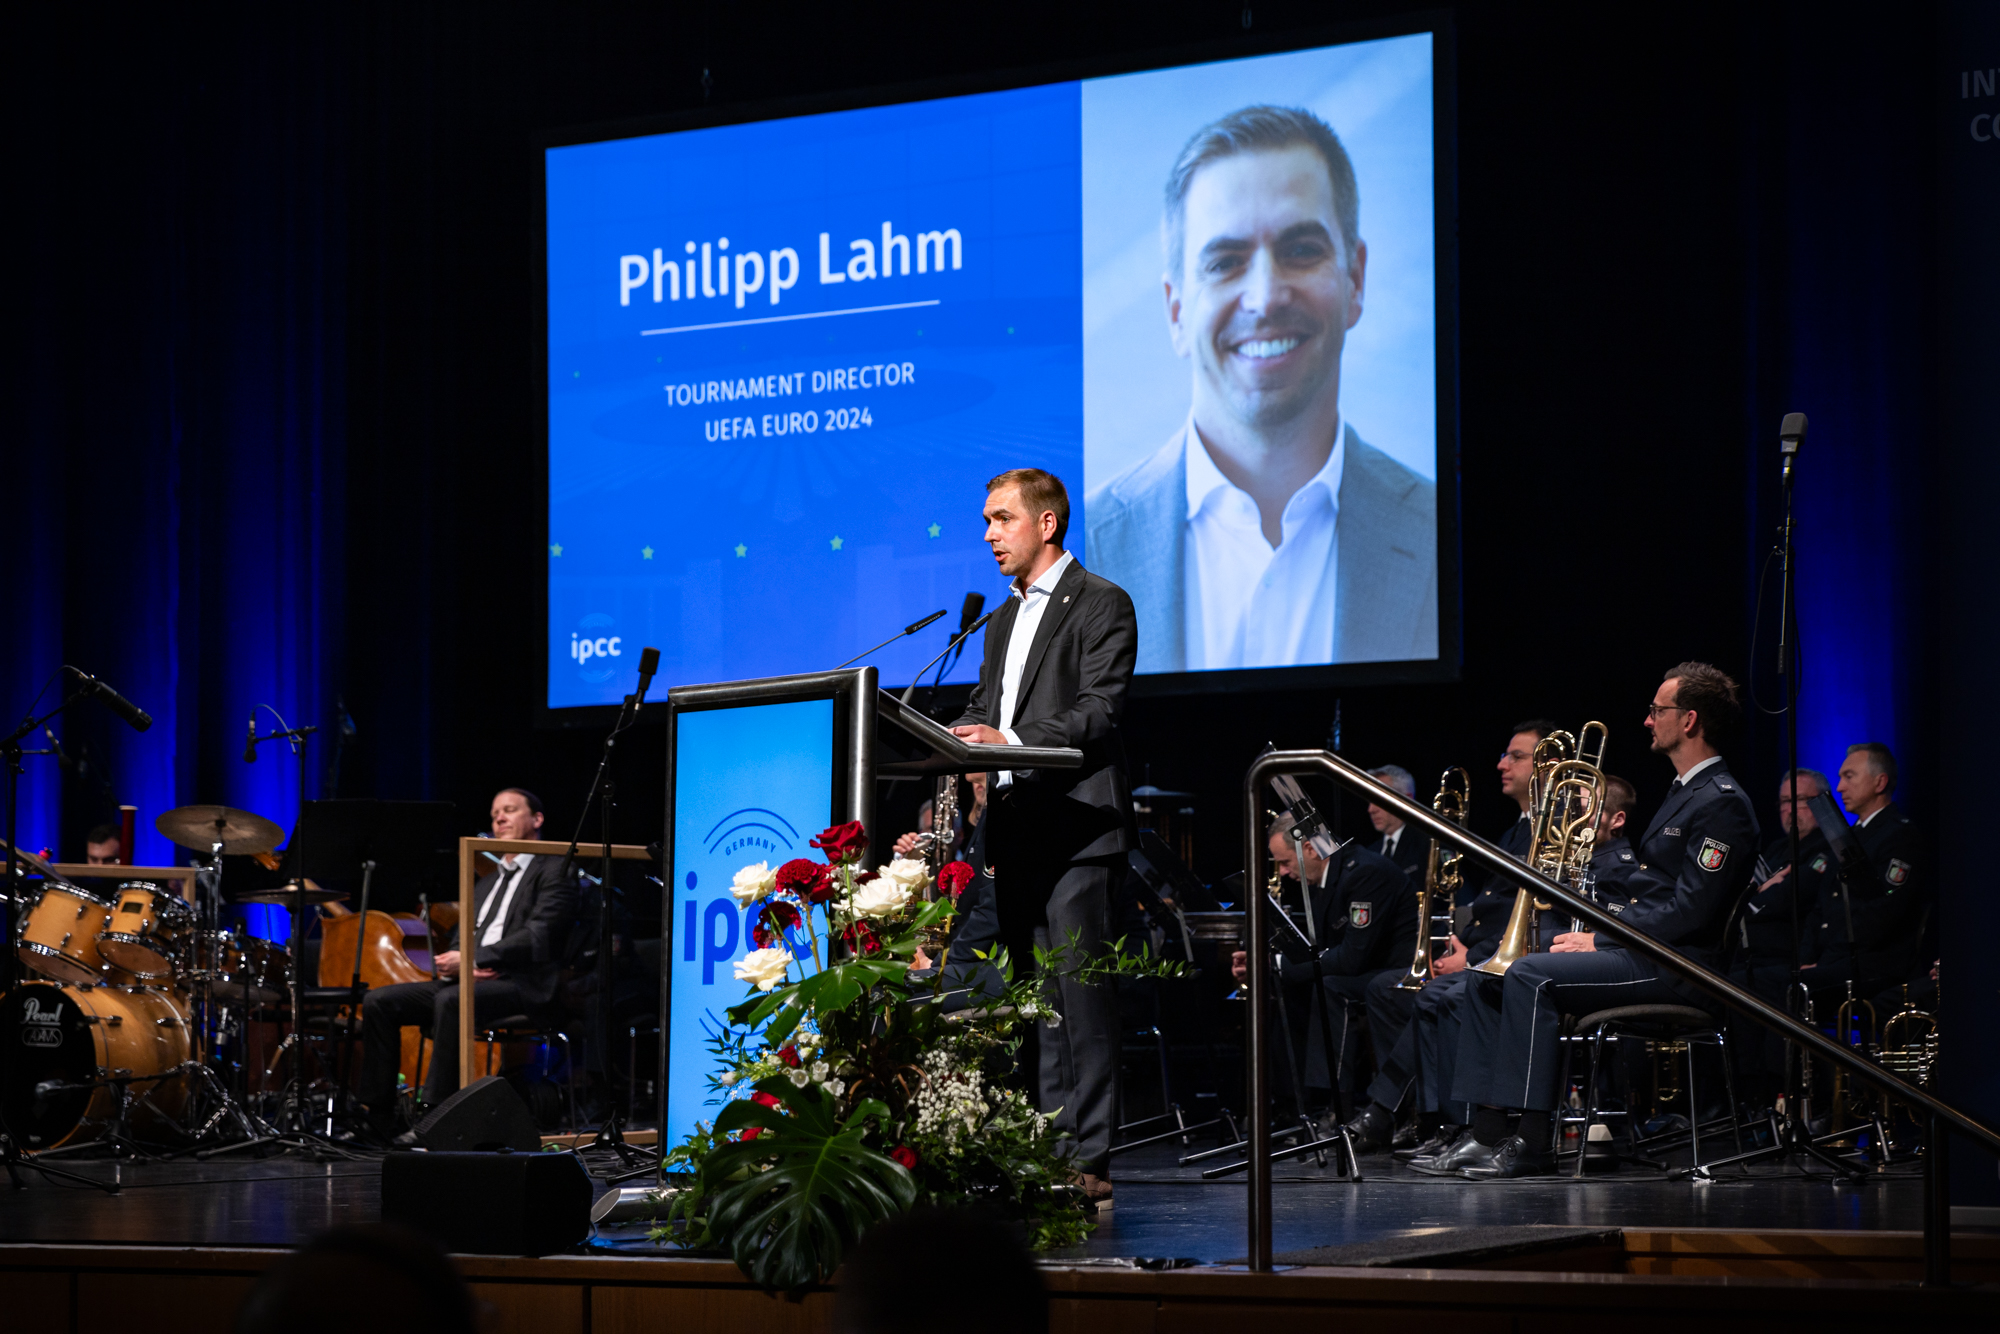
[381,1150,593,1255]
[414,1075,540,1152]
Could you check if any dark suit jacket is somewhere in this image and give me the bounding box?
[953,556,1138,874]
[1621,762,1760,964]
[449,852,577,1008]
[1371,825,1429,883]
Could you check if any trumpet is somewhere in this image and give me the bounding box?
[1475,722,1608,978]
[1396,767,1471,990]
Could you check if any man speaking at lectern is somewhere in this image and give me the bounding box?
[951,468,1137,1210]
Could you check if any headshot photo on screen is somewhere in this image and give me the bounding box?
[1080,37,1438,675]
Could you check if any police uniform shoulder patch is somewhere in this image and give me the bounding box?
[1697,838,1729,871]
[1885,858,1911,888]
[1349,901,1372,928]
[1810,854,1829,874]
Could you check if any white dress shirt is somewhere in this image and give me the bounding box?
[1380,826,1402,861]
[995,549,1075,786]
[477,853,533,950]
[1183,416,1345,670]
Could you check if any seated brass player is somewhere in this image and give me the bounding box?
[357,788,576,1141]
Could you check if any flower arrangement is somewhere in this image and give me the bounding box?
[656,820,1180,1292]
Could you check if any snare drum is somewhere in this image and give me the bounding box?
[15,883,120,984]
[0,982,191,1150]
[97,882,195,979]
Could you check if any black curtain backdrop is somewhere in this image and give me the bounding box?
[4,2,1981,1178]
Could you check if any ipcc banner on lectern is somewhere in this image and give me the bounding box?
[665,698,833,1147]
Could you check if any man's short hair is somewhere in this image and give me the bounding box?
[1511,719,1561,744]
[985,468,1070,545]
[1845,743,1898,793]
[1164,105,1360,283]
[1663,662,1742,745]
[1602,775,1637,820]
[497,787,543,816]
[1782,767,1830,797]
[85,823,121,846]
[1367,765,1416,798]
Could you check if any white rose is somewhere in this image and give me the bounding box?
[733,946,793,991]
[850,876,913,920]
[718,1071,737,1086]
[881,858,930,895]
[730,861,777,907]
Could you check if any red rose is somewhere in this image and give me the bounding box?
[777,1045,801,1068]
[889,1145,918,1170]
[750,1090,781,1107]
[854,869,879,885]
[776,858,833,903]
[739,1127,762,1141]
[938,861,975,899]
[841,920,881,955]
[739,1089,781,1141]
[811,821,869,865]
[753,899,803,948]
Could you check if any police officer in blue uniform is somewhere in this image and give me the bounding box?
[1233,823,1417,1109]
[1726,768,1834,1106]
[1338,722,1553,1157]
[1446,663,1760,1179]
[1800,743,1927,1006]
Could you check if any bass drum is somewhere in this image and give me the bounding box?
[0,983,192,1151]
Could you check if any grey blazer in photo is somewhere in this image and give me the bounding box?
[1083,422,1438,674]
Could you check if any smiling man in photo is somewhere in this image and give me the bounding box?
[1086,105,1436,673]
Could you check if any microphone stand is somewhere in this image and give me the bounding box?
[832,609,946,671]
[900,610,995,717]
[247,718,319,1139]
[3,681,127,1193]
[562,662,655,1170]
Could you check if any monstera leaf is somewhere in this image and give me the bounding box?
[702,1080,916,1292]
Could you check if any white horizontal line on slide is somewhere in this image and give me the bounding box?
[638,299,942,337]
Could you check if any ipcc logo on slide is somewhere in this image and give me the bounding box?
[568,613,623,685]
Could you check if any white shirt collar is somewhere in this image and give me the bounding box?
[1184,415,1345,526]
[1674,755,1724,787]
[1013,549,1074,601]
[1856,804,1887,828]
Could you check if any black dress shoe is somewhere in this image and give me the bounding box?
[1461,1134,1555,1180]
[1396,1125,1462,1163]
[1390,1119,1420,1152]
[1408,1128,1487,1175]
[1341,1103,1396,1153]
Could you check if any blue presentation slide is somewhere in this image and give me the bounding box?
[666,698,833,1145]
[547,33,1437,705]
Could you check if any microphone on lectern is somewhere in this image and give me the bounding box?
[901,609,996,707]
[831,608,947,671]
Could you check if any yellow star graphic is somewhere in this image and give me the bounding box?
[549,543,563,557]
[734,543,748,558]
[927,522,941,538]
[830,536,844,551]
[641,546,655,560]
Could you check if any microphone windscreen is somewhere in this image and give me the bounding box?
[1780,411,1807,442]
[638,646,661,677]
[959,592,984,632]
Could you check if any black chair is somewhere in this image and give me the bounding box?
[1553,1003,1743,1177]
[475,1014,580,1135]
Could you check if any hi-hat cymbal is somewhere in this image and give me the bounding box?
[155,804,287,855]
[232,881,347,906]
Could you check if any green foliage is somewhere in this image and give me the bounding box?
[699,1079,917,1292]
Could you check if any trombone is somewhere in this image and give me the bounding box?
[1396,767,1470,990]
[1475,722,1608,978]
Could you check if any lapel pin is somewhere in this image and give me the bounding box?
[1063,596,1070,603]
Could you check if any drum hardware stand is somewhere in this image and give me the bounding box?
[3,673,139,1195]
[561,649,662,1178]
[245,715,321,1144]
[321,859,378,1139]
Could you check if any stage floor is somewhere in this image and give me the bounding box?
[0,1139,1928,1264]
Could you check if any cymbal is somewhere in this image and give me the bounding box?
[155,804,287,855]
[231,881,348,906]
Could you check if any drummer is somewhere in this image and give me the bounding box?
[84,823,122,865]
[355,788,577,1144]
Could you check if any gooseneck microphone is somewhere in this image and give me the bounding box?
[900,608,997,706]
[244,714,259,763]
[831,608,947,671]
[63,667,152,732]
[1779,411,1806,482]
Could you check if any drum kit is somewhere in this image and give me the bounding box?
[3,803,347,1157]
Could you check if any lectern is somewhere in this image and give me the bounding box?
[653,666,1080,1151]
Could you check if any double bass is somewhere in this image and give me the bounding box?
[317,902,460,1093]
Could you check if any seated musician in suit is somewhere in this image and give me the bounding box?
[356,788,577,1141]
[1364,764,1427,882]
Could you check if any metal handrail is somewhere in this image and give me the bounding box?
[1243,749,1996,1274]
